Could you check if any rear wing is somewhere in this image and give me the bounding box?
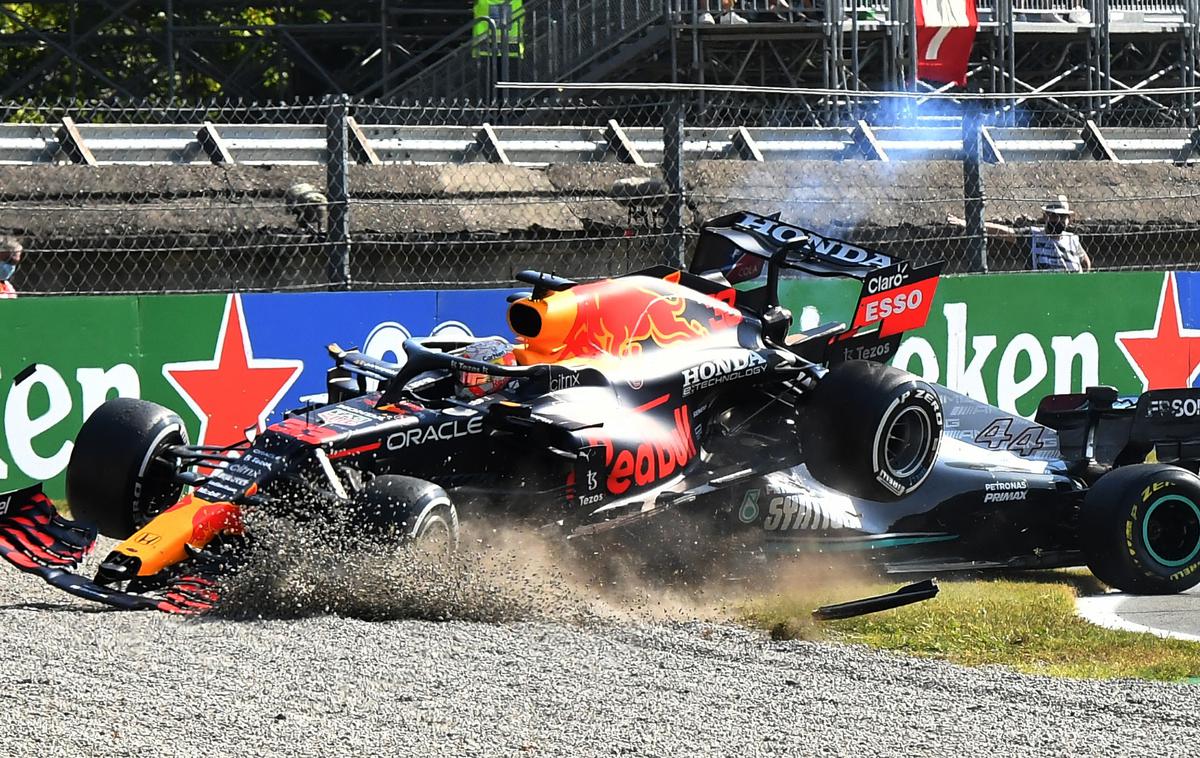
[1036,386,1200,468]
[690,211,942,363]
[694,210,896,281]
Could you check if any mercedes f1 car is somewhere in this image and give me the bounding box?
[6,210,1200,616]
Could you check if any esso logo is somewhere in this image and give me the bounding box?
[1152,397,1200,418]
[864,290,922,323]
[1173,397,1200,417]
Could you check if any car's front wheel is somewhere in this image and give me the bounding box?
[344,475,459,557]
[66,398,187,539]
[1080,463,1200,594]
[800,360,943,501]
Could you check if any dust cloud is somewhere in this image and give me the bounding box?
[208,507,864,626]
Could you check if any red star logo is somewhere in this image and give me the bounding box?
[1115,273,1200,391]
[162,295,303,447]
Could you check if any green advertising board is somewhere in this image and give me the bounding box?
[0,290,515,499]
[0,272,1194,500]
[1,296,142,487]
[780,270,1181,418]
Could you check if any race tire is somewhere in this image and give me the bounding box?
[66,397,187,540]
[1080,463,1200,594]
[801,360,943,501]
[346,475,460,556]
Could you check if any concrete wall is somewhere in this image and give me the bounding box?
[3,159,1199,291]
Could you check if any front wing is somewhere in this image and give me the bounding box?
[0,485,219,615]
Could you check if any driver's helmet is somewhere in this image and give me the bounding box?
[456,338,518,399]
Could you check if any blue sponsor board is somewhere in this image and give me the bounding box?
[240,289,515,416]
[0,288,517,498]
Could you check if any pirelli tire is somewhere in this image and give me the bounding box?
[1080,464,1200,594]
[346,475,460,556]
[801,360,943,501]
[65,397,187,540]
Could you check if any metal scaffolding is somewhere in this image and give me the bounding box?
[4,1,1200,127]
[389,0,1200,128]
[671,0,1200,126]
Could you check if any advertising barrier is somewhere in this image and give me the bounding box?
[782,271,1188,417]
[0,271,1194,497]
[1,290,514,497]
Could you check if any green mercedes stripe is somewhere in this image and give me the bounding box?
[766,533,959,553]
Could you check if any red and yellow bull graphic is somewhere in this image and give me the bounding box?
[509,274,742,364]
[113,496,243,577]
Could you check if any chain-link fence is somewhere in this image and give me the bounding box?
[4,88,1200,294]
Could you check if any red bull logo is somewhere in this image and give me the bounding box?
[556,276,742,361]
[588,404,697,495]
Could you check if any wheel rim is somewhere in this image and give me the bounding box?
[883,405,933,479]
[1142,494,1200,568]
[132,429,186,529]
[415,515,454,559]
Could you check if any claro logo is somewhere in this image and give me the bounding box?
[387,416,484,449]
[589,405,697,495]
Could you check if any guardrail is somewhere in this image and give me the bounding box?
[4,119,1198,165]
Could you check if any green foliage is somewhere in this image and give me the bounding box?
[0,2,367,102]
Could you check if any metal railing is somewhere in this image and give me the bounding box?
[5,118,1200,165]
[4,92,1200,298]
[383,0,1200,111]
[394,0,670,101]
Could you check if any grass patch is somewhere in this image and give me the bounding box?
[741,570,1200,682]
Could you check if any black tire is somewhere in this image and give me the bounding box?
[801,360,943,501]
[345,475,459,556]
[66,397,187,539]
[1080,463,1200,594]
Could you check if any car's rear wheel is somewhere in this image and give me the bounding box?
[66,398,187,539]
[1080,463,1200,594]
[800,360,943,501]
[345,475,459,557]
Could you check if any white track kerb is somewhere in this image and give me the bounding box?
[1075,593,1200,643]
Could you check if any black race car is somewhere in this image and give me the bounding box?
[4,210,1200,616]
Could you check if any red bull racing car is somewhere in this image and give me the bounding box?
[6,210,1200,617]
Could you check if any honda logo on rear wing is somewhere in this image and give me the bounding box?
[731,212,894,269]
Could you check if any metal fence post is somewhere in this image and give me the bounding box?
[962,104,988,273]
[662,95,686,267]
[325,94,352,289]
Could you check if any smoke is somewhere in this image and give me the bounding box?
[208,506,761,626]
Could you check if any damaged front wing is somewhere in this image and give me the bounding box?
[0,485,221,615]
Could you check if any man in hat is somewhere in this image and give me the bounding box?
[949,194,1092,272]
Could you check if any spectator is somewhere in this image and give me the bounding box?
[0,236,22,298]
[701,0,748,24]
[948,195,1092,272]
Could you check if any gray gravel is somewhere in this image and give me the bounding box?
[0,539,1197,757]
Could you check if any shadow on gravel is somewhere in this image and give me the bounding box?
[0,601,114,614]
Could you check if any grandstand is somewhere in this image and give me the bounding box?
[5,2,1200,123]
[389,0,1200,127]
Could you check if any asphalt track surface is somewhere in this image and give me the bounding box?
[1105,585,1200,639]
[2,533,1199,758]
